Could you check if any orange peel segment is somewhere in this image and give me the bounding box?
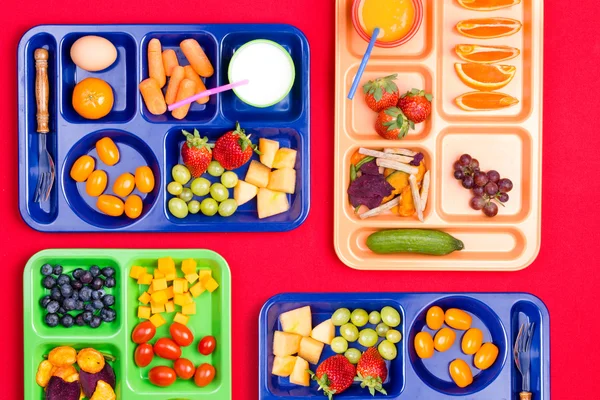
[455,92,519,111]
[457,0,521,11]
[455,44,520,64]
[456,18,522,39]
[455,63,516,91]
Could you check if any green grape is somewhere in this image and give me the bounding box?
[221,171,239,188]
[381,306,401,328]
[172,164,191,185]
[369,311,382,325]
[378,340,397,361]
[331,308,351,326]
[200,198,218,216]
[351,309,369,327]
[340,323,359,342]
[330,337,348,354]
[208,161,224,177]
[210,183,229,202]
[386,329,402,344]
[344,348,362,365]
[168,198,188,219]
[187,200,200,214]
[179,188,193,202]
[376,323,390,337]
[218,199,238,217]
[167,181,183,196]
[358,328,378,347]
[190,177,211,196]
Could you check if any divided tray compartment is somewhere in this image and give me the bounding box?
[259,292,550,400]
[18,24,310,232]
[334,0,543,270]
[24,249,231,399]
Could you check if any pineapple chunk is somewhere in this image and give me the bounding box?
[259,138,280,168]
[182,302,196,315]
[165,286,175,299]
[280,306,312,337]
[189,281,205,297]
[165,272,177,281]
[273,331,302,356]
[298,337,324,364]
[173,278,188,294]
[267,168,296,194]
[234,180,258,206]
[153,269,165,279]
[272,355,296,377]
[185,273,199,284]
[151,301,165,314]
[151,290,168,305]
[245,160,271,188]
[273,148,297,169]
[158,257,176,274]
[149,313,166,328]
[152,278,167,291]
[165,301,175,313]
[138,306,151,319]
[181,259,197,275]
[203,277,219,293]
[199,270,212,283]
[174,312,189,325]
[257,188,290,219]
[289,357,310,386]
[138,291,151,305]
[130,266,146,279]
[137,273,153,285]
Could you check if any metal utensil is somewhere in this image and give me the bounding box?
[33,48,55,204]
[514,316,535,400]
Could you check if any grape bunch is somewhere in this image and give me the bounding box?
[453,154,513,217]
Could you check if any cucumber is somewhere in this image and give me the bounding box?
[366,229,464,256]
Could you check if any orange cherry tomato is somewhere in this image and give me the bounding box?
[85,170,107,197]
[113,172,135,197]
[434,327,456,352]
[414,331,434,359]
[70,155,95,182]
[449,359,473,388]
[135,166,155,193]
[194,363,215,387]
[154,338,182,360]
[174,358,196,380]
[462,328,484,355]
[125,195,143,219]
[445,308,472,330]
[169,322,194,347]
[148,366,176,387]
[131,321,156,344]
[474,342,499,370]
[72,77,114,120]
[96,137,120,166]
[134,343,154,367]
[426,306,445,330]
[97,195,124,217]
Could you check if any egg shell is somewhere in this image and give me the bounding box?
[70,35,117,72]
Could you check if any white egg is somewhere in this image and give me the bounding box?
[70,35,117,72]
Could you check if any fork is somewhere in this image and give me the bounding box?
[33,48,55,203]
[514,319,535,400]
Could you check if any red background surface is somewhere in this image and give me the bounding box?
[1,1,599,398]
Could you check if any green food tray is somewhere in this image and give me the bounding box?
[23,249,231,399]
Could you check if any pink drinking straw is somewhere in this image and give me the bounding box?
[168,79,250,111]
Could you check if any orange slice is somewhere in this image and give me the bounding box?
[455,63,516,91]
[455,44,520,64]
[457,0,521,11]
[456,18,522,39]
[455,92,519,111]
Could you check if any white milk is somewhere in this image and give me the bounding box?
[229,41,295,107]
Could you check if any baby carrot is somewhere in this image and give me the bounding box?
[165,66,185,105]
[180,39,214,77]
[171,79,197,120]
[183,66,209,104]
[148,38,166,88]
[139,78,167,115]
[162,49,179,77]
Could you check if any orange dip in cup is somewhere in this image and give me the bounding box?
[359,0,416,42]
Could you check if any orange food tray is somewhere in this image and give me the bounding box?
[334,0,543,271]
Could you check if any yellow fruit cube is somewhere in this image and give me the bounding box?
[183,292,194,305]
[137,273,153,285]
[151,290,168,305]
[173,278,188,294]
[147,285,155,294]
[174,313,189,325]
[199,270,212,283]
[273,148,297,169]
[151,301,165,314]
[165,272,177,281]
[189,281,205,297]
[138,306,151,319]
[268,168,296,194]
[130,266,146,279]
[203,277,219,293]
[165,301,175,313]
[149,313,166,328]
[181,259,197,275]
[185,273,199,284]
[158,257,176,274]
[174,294,186,306]
[138,291,151,305]
[182,302,196,315]
[152,278,167,291]
[165,286,174,299]
[245,160,271,188]
[154,269,165,279]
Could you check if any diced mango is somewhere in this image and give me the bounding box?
[158,257,176,274]
[137,273,153,285]
[181,259,197,275]
[130,266,146,279]
[138,291,151,305]
[185,273,199,284]
[203,277,219,293]
[138,306,151,319]
[182,302,196,315]
[165,286,174,299]
[189,281,205,297]
[153,269,165,279]
[151,301,165,314]
[152,278,167,291]
[173,278,188,294]
[174,313,189,325]
[174,294,186,306]
[149,313,166,328]
[151,290,168,305]
[183,292,194,305]
[165,301,175,313]
[165,272,177,281]
[147,285,155,294]
[199,270,212,283]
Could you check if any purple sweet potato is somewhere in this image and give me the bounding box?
[348,173,394,209]
[45,376,79,400]
[80,362,116,398]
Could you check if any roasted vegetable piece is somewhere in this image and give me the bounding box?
[80,363,116,398]
[36,360,54,387]
[398,186,416,216]
[77,348,105,374]
[45,376,80,400]
[90,380,116,400]
[381,171,409,203]
[48,346,77,367]
[52,365,79,382]
[415,161,427,183]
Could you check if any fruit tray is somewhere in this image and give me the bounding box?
[259,292,550,399]
[23,249,231,399]
[17,24,310,232]
[334,0,543,270]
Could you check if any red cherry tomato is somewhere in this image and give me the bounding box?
[194,363,216,387]
[134,343,154,367]
[174,358,196,380]
[170,322,194,347]
[198,335,216,355]
[131,321,156,344]
[148,366,176,387]
[154,338,182,360]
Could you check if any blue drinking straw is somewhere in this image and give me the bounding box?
[347,27,380,100]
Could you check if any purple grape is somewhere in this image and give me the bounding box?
[498,178,513,193]
[470,158,480,169]
[483,202,498,217]
[453,161,463,171]
[462,176,474,189]
[470,196,486,210]
[472,186,484,196]
[485,182,499,196]
[454,170,465,180]
[474,171,489,187]
[487,170,500,183]
[459,154,472,166]
[498,192,509,203]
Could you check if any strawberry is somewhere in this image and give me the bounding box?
[181,129,213,178]
[355,347,388,396]
[309,355,356,399]
[212,123,259,170]
[363,74,400,112]
[375,107,412,140]
[397,88,433,124]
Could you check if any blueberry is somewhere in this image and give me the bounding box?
[46,300,60,314]
[79,271,93,284]
[39,295,52,308]
[52,265,63,275]
[97,289,106,298]
[91,277,104,290]
[79,287,92,302]
[82,311,93,322]
[91,290,101,300]
[50,287,62,301]
[60,284,73,298]
[63,298,76,311]
[72,268,84,279]
[102,294,115,307]
[57,274,70,286]
[71,290,79,301]
[44,313,59,327]
[104,277,116,288]
[71,280,83,290]
[60,314,74,328]
[92,300,104,310]
[101,267,115,277]
[89,316,102,328]
[74,313,86,326]
[101,308,116,322]
[84,303,95,312]
[58,307,66,315]
[90,265,101,277]
[42,276,56,289]
[75,300,84,310]
[41,264,53,276]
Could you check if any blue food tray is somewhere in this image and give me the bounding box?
[17,24,310,232]
[259,293,550,400]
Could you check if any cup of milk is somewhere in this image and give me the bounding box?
[228,39,296,108]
